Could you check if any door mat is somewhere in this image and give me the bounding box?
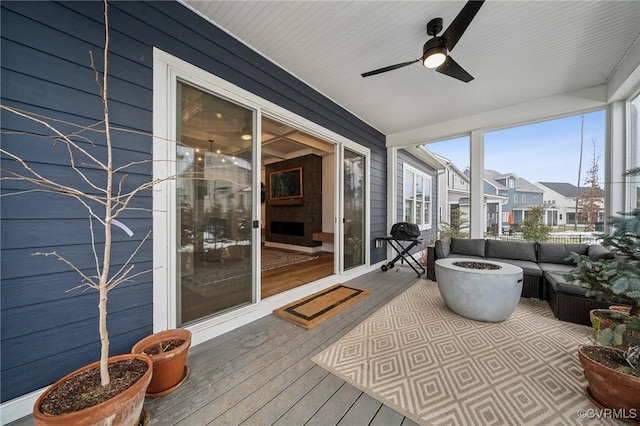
[273,284,370,329]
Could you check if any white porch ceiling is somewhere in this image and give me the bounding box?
[184,1,640,138]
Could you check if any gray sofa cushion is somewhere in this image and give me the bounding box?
[445,254,484,260]
[486,258,543,277]
[486,239,536,262]
[545,271,589,296]
[537,243,588,264]
[588,244,614,261]
[450,238,485,258]
[537,263,576,274]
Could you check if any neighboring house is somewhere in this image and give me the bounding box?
[480,170,544,231]
[433,155,470,229]
[536,182,605,227]
[396,146,445,245]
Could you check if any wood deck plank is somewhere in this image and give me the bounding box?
[168,272,412,424]
[337,393,383,425]
[369,404,406,426]
[221,363,329,425]
[10,267,420,426]
[271,370,345,426]
[304,382,363,426]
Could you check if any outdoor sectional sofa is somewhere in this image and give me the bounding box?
[426,238,617,326]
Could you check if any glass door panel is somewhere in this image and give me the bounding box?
[343,149,366,270]
[177,82,253,325]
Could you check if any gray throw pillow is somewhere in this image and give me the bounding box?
[486,239,536,261]
[537,243,588,264]
[588,244,614,261]
[450,238,485,258]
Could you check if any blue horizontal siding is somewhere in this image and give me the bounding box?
[2,308,152,402]
[0,0,387,403]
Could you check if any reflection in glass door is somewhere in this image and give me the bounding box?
[343,149,366,270]
[176,82,254,325]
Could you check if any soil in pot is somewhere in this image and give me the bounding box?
[141,339,185,355]
[580,345,636,375]
[39,357,149,416]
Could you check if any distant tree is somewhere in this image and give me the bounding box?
[521,205,551,241]
[577,141,603,231]
[439,207,469,239]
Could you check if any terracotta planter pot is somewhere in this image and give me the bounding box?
[132,329,191,397]
[609,305,632,313]
[33,353,152,426]
[589,308,629,330]
[578,345,640,412]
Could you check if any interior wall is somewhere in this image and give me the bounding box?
[322,154,335,233]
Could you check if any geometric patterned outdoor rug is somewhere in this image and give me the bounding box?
[312,280,609,425]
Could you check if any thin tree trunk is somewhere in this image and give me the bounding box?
[574,114,584,231]
[99,0,112,387]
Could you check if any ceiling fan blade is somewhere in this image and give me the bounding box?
[361,59,420,77]
[436,56,474,82]
[440,0,485,52]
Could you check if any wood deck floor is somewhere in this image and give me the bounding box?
[11,266,422,426]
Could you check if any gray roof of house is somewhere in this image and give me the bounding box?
[538,182,604,198]
[484,169,542,193]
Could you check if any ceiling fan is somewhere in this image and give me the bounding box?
[361,0,485,83]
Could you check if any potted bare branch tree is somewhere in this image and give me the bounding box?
[1,1,166,424]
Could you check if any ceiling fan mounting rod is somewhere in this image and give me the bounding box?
[426,17,443,36]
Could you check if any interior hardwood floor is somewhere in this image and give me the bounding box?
[261,250,334,299]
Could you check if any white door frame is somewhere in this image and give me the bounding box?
[153,48,372,345]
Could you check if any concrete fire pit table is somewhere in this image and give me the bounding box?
[435,258,524,322]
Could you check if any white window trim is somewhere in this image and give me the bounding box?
[402,163,432,230]
[153,48,371,346]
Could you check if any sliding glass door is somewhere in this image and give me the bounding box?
[343,148,367,270]
[176,82,254,325]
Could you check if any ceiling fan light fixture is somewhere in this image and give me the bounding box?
[423,46,447,68]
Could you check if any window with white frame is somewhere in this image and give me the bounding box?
[403,165,432,229]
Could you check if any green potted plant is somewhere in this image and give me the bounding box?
[1,2,160,423]
[568,167,640,413]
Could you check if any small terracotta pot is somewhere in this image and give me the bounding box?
[578,344,640,412]
[589,308,629,330]
[33,353,152,426]
[131,329,191,397]
[609,305,632,313]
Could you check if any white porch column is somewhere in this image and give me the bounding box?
[607,102,627,227]
[470,130,485,238]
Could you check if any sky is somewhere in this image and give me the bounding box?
[425,110,606,186]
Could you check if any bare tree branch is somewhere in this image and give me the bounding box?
[32,251,98,288]
[108,230,152,288]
